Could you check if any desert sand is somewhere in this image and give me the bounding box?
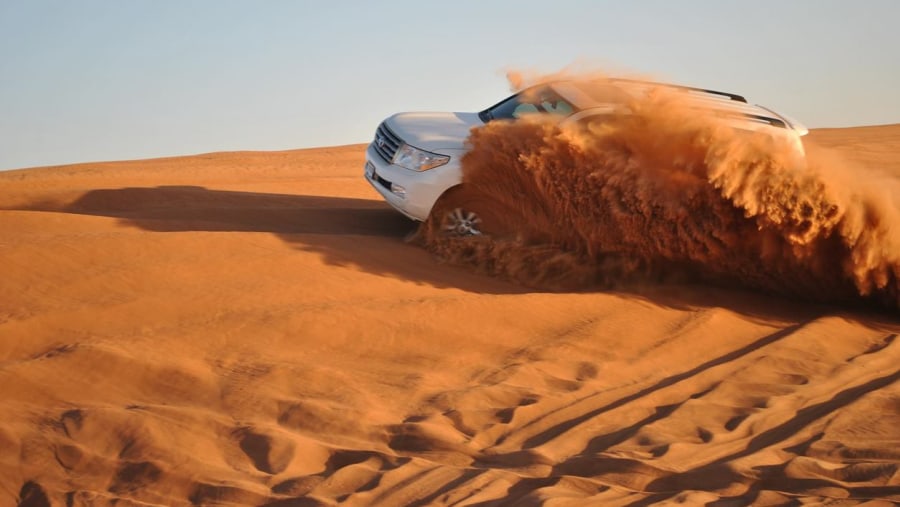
[2,125,899,506]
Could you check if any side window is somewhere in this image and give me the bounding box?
[514,90,574,118]
[541,99,573,117]
[485,87,576,121]
[512,103,540,117]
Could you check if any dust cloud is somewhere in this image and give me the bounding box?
[419,73,900,308]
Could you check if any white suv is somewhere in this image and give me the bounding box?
[364,79,807,236]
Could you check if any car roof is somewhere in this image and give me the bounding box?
[547,78,800,131]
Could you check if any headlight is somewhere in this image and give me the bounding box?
[392,143,450,171]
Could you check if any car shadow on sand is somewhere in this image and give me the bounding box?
[41,185,529,294]
[23,184,900,323]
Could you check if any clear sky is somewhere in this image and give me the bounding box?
[1,0,898,170]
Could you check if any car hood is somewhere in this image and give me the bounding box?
[384,112,483,152]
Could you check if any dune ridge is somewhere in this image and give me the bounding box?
[1,124,899,505]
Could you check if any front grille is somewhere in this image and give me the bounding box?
[373,122,402,163]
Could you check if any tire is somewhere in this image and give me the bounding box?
[427,185,514,239]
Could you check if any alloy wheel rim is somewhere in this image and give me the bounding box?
[443,208,482,236]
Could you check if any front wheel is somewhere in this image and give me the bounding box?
[425,186,515,239]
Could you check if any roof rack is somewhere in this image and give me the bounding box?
[609,78,748,103]
[738,113,787,129]
[607,79,790,129]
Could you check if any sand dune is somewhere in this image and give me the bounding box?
[1,126,899,506]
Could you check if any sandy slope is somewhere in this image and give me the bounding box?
[1,127,899,506]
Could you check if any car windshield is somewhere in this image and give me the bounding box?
[480,86,577,122]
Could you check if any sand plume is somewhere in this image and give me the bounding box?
[420,73,900,308]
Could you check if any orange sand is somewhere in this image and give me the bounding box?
[1,126,899,506]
